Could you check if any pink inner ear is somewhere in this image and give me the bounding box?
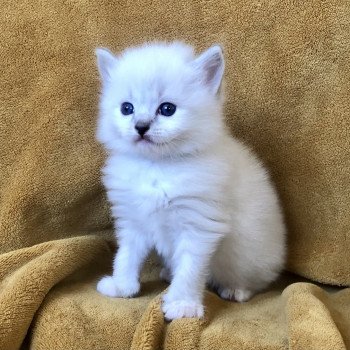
[96,48,118,82]
[205,53,223,86]
[194,46,224,93]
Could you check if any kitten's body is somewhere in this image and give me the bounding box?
[96,42,286,320]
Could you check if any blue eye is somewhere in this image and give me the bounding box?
[121,102,134,115]
[158,102,176,117]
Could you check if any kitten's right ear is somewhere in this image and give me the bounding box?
[95,48,118,82]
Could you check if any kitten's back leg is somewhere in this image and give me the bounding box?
[216,286,253,302]
[209,222,285,303]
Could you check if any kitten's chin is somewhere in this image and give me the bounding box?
[131,133,215,159]
[133,135,160,152]
[131,135,178,158]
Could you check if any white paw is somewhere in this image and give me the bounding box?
[218,287,253,302]
[162,298,204,320]
[96,276,140,298]
[159,267,171,283]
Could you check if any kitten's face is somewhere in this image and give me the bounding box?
[96,42,225,158]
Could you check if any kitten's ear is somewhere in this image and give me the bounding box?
[95,48,118,83]
[193,45,224,94]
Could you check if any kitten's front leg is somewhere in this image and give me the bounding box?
[162,231,221,320]
[97,228,150,298]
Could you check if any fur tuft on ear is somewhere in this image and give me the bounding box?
[193,45,225,94]
[95,48,118,82]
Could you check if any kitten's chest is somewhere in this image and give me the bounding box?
[103,156,174,213]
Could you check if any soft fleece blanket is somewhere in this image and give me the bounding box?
[0,0,349,349]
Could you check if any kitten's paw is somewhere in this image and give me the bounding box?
[234,288,253,302]
[97,276,140,298]
[162,299,204,320]
[97,276,118,297]
[218,287,253,302]
[159,267,171,283]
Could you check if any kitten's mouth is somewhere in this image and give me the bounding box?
[135,135,156,145]
[134,135,168,147]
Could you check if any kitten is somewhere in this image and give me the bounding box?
[95,42,286,320]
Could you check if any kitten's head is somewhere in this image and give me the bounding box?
[96,41,225,158]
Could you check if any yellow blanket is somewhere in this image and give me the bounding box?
[0,0,349,349]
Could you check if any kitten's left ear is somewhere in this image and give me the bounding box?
[95,48,118,83]
[193,45,225,94]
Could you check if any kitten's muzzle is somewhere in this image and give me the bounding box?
[135,122,150,137]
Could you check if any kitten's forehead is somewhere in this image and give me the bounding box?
[114,43,196,99]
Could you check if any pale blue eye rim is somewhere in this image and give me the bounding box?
[121,102,134,115]
[158,102,176,117]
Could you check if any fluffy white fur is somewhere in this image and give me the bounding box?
[95,42,286,320]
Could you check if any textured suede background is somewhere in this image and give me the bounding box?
[0,0,349,349]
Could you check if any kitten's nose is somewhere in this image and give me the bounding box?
[135,122,150,137]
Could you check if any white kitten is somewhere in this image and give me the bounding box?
[95,42,286,320]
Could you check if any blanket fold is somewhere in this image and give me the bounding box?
[0,235,112,350]
[27,254,350,349]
